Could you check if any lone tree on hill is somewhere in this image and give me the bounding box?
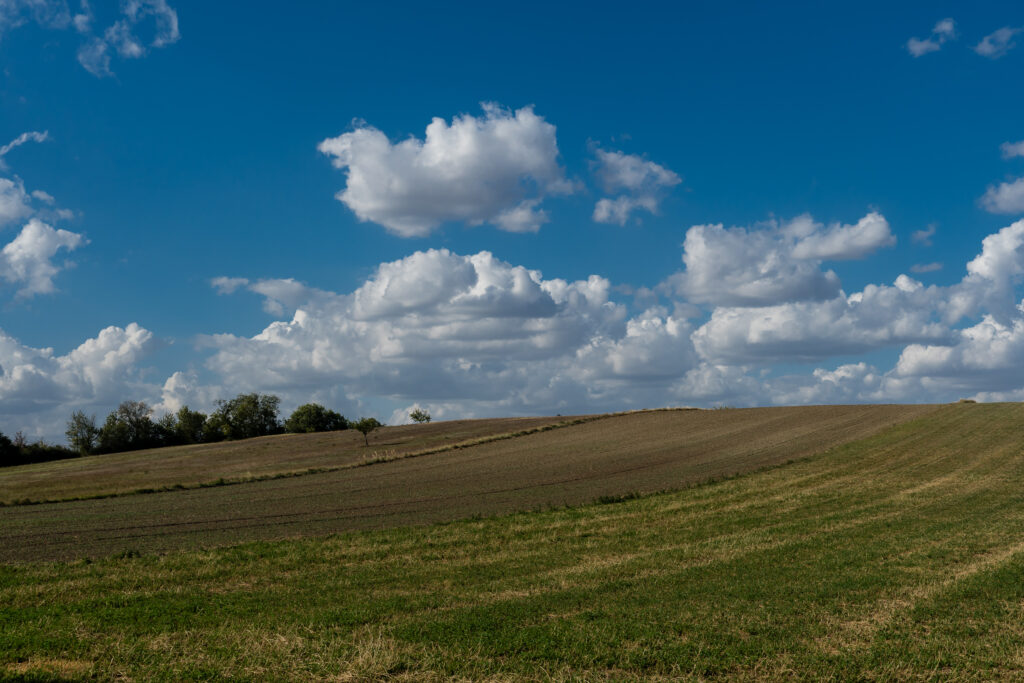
[409,408,431,424]
[352,417,382,446]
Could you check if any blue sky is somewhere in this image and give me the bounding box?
[3,0,1024,440]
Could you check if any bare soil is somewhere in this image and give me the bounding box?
[0,404,938,562]
[0,415,576,504]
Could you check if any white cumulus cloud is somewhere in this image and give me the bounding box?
[202,250,677,417]
[893,314,1024,396]
[981,177,1024,214]
[0,322,156,437]
[318,104,571,237]
[0,177,33,227]
[665,212,894,308]
[947,218,1024,322]
[0,218,85,297]
[692,275,951,365]
[591,148,681,225]
[790,211,896,261]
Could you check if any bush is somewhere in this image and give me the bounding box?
[0,430,78,468]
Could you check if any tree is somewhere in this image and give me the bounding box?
[174,406,209,444]
[0,432,18,467]
[155,413,179,446]
[352,417,383,446]
[409,408,431,424]
[97,401,157,453]
[211,393,281,440]
[284,403,347,433]
[65,410,99,455]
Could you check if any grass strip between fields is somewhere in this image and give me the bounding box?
[0,413,621,508]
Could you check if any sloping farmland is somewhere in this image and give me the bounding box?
[0,404,936,562]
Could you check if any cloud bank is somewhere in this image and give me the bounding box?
[11,213,1024,441]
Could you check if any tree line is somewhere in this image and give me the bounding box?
[1,393,387,468]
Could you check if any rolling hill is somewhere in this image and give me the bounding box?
[4,402,1024,680]
[0,404,933,562]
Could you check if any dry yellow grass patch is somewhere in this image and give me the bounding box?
[5,657,93,677]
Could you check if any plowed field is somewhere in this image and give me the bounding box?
[0,414,580,505]
[0,404,936,562]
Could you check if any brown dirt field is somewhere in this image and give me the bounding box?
[0,415,579,504]
[0,404,939,563]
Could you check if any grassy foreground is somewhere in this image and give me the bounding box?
[3,402,1024,680]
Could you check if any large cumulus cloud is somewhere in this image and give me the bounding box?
[665,212,895,307]
[0,323,157,437]
[318,104,572,237]
[692,275,950,364]
[193,249,709,420]
[18,208,1024,441]
[1,218,86,298]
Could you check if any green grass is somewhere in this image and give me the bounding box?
[3,402,1024,680]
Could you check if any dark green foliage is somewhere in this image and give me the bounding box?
[155,412,178,445]
[202,412,228,443]
[65,411,99,455]
[0,432,18,467]
[352,417,383,446]
[174,406,209,444]
[97,401,159,454]
[0,430,78,468]
[409,408,431,424]
[16,440,78,464]
[210,393,282,440]
[284,403,347,434]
